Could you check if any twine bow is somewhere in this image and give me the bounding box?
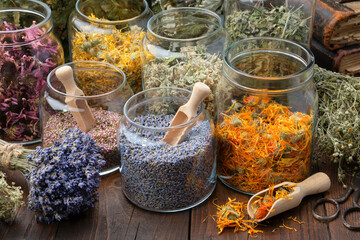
[0,143,23,170]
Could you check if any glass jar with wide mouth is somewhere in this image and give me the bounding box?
[69,0,153,94]
[40,61,133,176]
[0,0,64,144]
[223,0,315,48]
[118,87,216,212]
[216,37,317,195]
[141,7,225,119]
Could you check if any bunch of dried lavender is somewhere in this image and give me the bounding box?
[225,4,309,46]
[143,45,222,117]
[314,66,360,184]
[0,171,24,223]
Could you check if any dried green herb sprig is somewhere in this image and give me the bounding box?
[0,171,24,223]
[0,140,36,174]
[225,4,310,46]
[314,66,360,184]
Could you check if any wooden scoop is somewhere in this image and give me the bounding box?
[247,172,331,222]
[55,66,96,132]
[162,82,211,145]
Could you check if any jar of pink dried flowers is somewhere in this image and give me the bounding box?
[0,0,64,144]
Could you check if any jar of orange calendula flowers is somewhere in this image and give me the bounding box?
[68,0,152,93]
[216,37,317,195]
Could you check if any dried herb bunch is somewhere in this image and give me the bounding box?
[225,3,310,46]
[0,21,61,142]
[0,140,36,173]
[315,66,360,183]
[0,171,24,223]
[143,45,222,117]
[26,129,105,224]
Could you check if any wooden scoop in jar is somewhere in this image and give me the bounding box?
[55,66,96,132]
[162,82,211,145]
[247,172,331,222]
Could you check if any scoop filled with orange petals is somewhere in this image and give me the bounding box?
[247,172,331,222]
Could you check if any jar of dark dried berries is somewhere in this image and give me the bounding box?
[118,87,216,212]
[216,37,317,195]
[69,0,153,94]
[0,0,64,144]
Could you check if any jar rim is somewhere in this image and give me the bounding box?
[47,61,128,99]
[75,0,150,24]
[123,87,205,131]
[0,0,51,34]
[146,7,223,42]
[223,37,315,92]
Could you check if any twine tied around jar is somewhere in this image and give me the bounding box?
[0,141,24,170]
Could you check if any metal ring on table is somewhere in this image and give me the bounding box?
[312,198,340,221]
[342,207,360,231]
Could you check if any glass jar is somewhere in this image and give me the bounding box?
[216,37,317,195]
[223,0,315,48]
[118,87,216,212]
[69,0,153,94]
[141,7,225,118]
[41,61,133,175]
[0,0,64,144]
[158,0,224,13]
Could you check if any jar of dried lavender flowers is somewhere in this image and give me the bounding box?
[216,37,317,195]
[40,61,133,176]
[69,0,153,94]
[141,7,225,118]
[0,0,64,144]
[118,87,216,212]
[223,0,315,48]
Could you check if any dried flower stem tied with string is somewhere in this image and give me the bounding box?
[143,45,222,117]
[217,96,312,193]
[71,14,145,93]
[315,66,360,184]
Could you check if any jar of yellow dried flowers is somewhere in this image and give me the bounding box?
[141,7,225,118]
[69,0,153,93]
[216,37,317,195]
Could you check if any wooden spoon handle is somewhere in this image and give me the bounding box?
[298,172,331,197]
[55,66,83,95]
[185,82,211,116]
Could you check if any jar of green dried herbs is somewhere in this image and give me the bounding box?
[69,0,153,94]
[0,0,64,144]
[141,7,225,118]
[216,37,317,195]
[223,0,315,47]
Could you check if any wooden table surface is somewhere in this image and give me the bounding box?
[1,150,360,240]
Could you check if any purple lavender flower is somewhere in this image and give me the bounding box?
[25,129,105,224]
[0,20,61,142]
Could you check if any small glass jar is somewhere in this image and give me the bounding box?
[223,0,315,48]
[118,87,216,212]
[158,0,224,13]
[0,0,64,144]
[216,37,317,195]
[141,7,224,118]
[69,0,153,94]
[41,61,133,175]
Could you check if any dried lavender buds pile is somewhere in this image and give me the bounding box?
[0,21,61,142]
[0,171,24,223]
[142,45,222,117]
[43,108,121,173]
[315,67,360,183]
[26,129,105,224]
[119,114,216,211]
